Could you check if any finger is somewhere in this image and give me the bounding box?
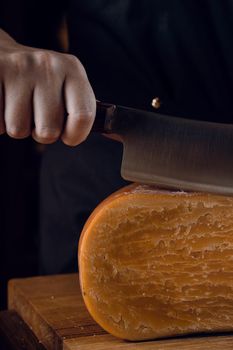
[4,80,32,139]
[32,80,64,144]
[0,82,5,135]
[61,70,96,146]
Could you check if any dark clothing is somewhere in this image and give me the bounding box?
[40,0,233,274]
[67,0,233,122]
[40,136,128,273]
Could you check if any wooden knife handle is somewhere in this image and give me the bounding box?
[91,101,117,133]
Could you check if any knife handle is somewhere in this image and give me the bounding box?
[91,101,117,134]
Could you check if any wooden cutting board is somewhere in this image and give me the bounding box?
[8,274,233,350]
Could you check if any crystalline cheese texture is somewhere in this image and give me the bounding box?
[78,184,233,341]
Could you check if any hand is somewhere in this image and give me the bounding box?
[0,29,96,146]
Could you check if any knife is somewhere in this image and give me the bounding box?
[92,101,233,195]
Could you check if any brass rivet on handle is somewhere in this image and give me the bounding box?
[151,97,161,109]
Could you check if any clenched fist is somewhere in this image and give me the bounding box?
[0,29,96,146]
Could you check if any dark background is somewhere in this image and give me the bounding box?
[0,0,66,310]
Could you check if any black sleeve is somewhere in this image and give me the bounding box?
[0,0,68,50]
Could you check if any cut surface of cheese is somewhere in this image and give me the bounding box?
[78,184,233,341]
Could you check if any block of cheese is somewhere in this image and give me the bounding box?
[78,184,233,341]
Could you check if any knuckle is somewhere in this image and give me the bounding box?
[65,54,86,75]
[62,138,75,147]
[34,50,51,64]
[8,52,32,73]
[7,126,30,138]
[35,127,61,142]
[33,50,56,71]
[64,54,79,65]
[72,111,95,126]
[62,136,85,147]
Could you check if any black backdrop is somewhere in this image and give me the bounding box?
[0,0,65,309]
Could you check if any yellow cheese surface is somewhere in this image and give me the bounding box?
[78,184,233,341]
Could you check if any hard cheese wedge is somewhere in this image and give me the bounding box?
[78,184,233,341]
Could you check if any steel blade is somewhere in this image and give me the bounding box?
[117,108,233,195]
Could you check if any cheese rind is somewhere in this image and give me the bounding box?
[78,184,233,341]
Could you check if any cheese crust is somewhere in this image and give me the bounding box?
[79,184,233,340]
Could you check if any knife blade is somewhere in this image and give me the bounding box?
[92,102,233,195]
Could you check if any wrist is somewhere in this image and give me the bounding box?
[0,29,17,44]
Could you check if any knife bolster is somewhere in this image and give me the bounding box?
[92,102,117,133]
[94,102,137,135]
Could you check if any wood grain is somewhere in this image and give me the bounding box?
[0,310,46,349]
[7,274,233,350]
[64,334,233,350]
[8,274,105,350]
